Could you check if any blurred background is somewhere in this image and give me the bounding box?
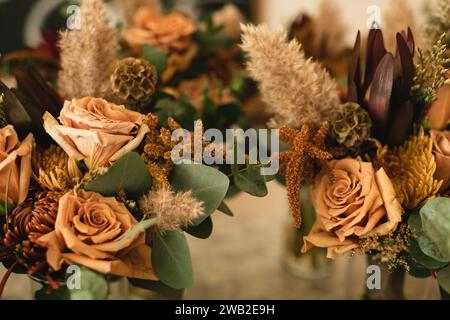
[0,0,441,299]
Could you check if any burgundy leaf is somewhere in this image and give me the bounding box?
[407,27,415,57]
[347,31,362,103]
[13,65,62,117]
[387,100,414,146]
[368,53,394,139]
[396,32,414,99]
[363,29,387,96]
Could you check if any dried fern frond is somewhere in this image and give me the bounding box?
[59,0,118,99]
[240,24,339,129]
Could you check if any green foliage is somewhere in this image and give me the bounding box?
[233,164,268,197]
[437,265,450,294]
[35,285,70,300]
[195,16,237,52]
[85,152,152,198]
[68,267,109,300]
[170,163,229,225]
[425,0,450,47]
[217,201,234,216]
[117,218,160,247]
[420,198,450,261]
[411,33,450,107]
[184,216,213,239]
[154,96,198,130]
[128,278,184,300]
[151,230,193,289]
[142,44,169,75]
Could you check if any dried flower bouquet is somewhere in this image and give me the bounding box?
[241,3,450,298]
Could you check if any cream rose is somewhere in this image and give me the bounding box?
[36,190,157,280]
[302,158,403,258]
[431,130,450,192]
[0,125,34,206]
[43,97,149,169]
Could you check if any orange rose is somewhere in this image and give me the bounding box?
[43,97,149,169]
[0,125,34,206]
[427,86,450,130]
[302,158,403,258]
[431,130,450,192]
[123,8,196,54]
[36,190,157,280]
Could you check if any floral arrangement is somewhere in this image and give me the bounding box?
[241,0,450,298]
[0,0,269,300]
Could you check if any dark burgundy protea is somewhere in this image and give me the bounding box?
[347,28,415,146]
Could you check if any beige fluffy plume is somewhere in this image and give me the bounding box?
[139,188,204,233]
[59,0,118,99]
[240,24,339,129]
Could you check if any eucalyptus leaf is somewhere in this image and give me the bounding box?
[217,201,234,216]
[234,165,268,197]
[152,230,193,289]
[117,218,159,248]
[128,278,184,300]
[420,198,450,261]
[409,238,448,270]
[185,216,213,239]
[85,152,152,198]
[142,44,168,75]
[437,265,450,294]
[170,163,229,225]
[69,267,109,300]
[418,234,449,263]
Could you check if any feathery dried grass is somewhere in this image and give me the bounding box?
[240,24,339,129]
[139,188,204,233]
[59,0,118,99]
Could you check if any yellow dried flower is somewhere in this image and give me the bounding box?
[33,145,82,191]
[375,127,443,209]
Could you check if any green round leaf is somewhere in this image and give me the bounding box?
[437,265,450,295]
[234,165,268,197]
[184,216,213,239]
[217,201,234,216]
[152,231,193,289]
[420,198,450,261]
[418,234,449,263]
[85,152,152,198]
[142,44,168,75]
[128,278,184,300]
[69,267,109,300]
[170,163,229,225]
[409,238,448,270]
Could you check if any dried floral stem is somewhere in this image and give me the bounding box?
[240,24,339,129]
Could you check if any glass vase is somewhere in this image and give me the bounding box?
[282,187,332,279]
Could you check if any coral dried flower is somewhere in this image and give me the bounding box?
[279,122,333,228]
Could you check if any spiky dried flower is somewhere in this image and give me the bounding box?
[240,24,339,129]
[375,127,443,210]
[33,145,82,191]
[59,0,118,99]
[412,33,450,108]
[3,192,61,284]
[279,122,333,228]
[139,188,204,233]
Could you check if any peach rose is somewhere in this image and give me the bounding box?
[123,8,196,53]
[427,85,450,130]
[0,125,34,206]
[302,158,403,258]
[36,190,157,280]
[431,130,450,192]
[43,97,149,169]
